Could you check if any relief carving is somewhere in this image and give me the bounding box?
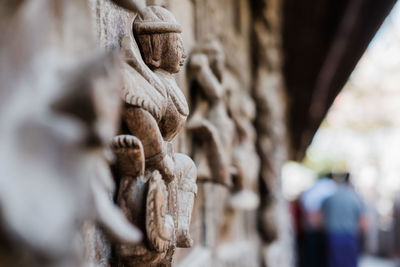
[187,40,234,187]
[110,5,197,266]
[188,40,259,210]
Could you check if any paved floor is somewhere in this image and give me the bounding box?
[360,255,396,267]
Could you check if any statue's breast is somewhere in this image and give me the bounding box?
[156,72,189,141]
[159,97,187,141]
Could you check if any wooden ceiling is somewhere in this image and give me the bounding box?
[282,0,397,160]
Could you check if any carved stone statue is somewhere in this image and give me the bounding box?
[187,39,259,211]
[111,5,197,266]
[187,40,235,187]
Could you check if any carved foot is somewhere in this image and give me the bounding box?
[228,189,260,211]
[176,230,193,248]
[111,135,144,177]
[176,187,196,248]
[175,153,197,248]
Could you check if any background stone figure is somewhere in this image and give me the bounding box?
[186,40,234,251]
[226,79,260,211]
[187,40,234,187]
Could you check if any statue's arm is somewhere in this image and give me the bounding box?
[123,106,163,158]
[189,54,223,101]
[110,0,144,14]
[121,35,140,66]
[120,35,162,89]
[123,106,174,182]
[111,0,159,19]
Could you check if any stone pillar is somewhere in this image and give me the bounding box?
[251,0,294,266]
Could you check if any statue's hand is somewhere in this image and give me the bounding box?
[110,0,145,14]
[155,154,175,183]
[189,53,209,70]
[146,152,175,183]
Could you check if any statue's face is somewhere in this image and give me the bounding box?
[160,33,186,73]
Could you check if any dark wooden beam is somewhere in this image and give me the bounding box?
[283,0,397,160]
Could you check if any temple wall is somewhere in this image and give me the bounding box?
[0,1,293,266]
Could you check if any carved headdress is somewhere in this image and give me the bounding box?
[133,6,182,35]
[133,6,183,70]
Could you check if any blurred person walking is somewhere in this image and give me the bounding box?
[322,172,367,267]
[298,172,336,267]
[392,192,400,266]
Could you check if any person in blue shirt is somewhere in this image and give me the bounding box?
[299,173,336,267]
[322,172,367,267]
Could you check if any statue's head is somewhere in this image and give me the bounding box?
[193,40,225,81]
[133,6,186,73]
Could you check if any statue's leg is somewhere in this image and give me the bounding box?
[146,171,175,252]
[187,119,231,186]
[228,148,260,211]
[174,153,197,248]
[111,135,149,257]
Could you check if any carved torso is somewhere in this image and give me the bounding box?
[155,69,189,141]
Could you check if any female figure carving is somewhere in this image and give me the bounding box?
[111,6,197,266]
